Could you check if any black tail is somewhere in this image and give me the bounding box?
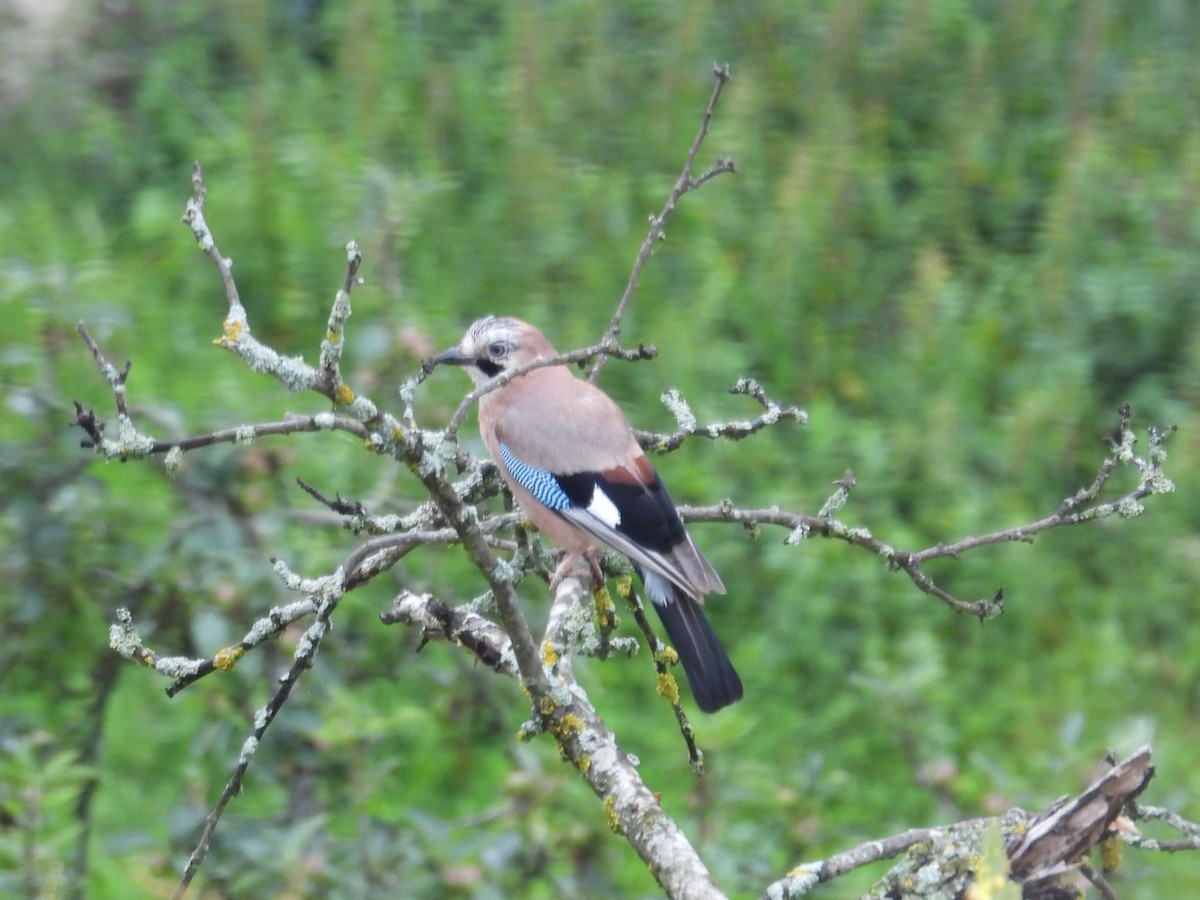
[651,587,743,713]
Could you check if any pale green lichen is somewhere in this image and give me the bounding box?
[347,395,379,423]
[498,645,519,677]
[1117,497,1145,518]
[397,376,421,423]
[414,429,459,478]
[150,655,205,679]
[296,620,328,657]
[784,523,810,545]
[819,485,851,518]
[246,600,316,643]
[914,861,943,886]
[608,636,640,656]
[271,353,317,393]
[272,557,303,589]
[365,513,403,534]
[1147,473,1175,495]
[114,414,154,458]
[238,734,259,766]
[108,608,141,658]
[774,866,820,897]
[188,206,214,251]
[660,387,697,431]
[164,446,184,476]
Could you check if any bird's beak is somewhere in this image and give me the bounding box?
[431,345,474,367]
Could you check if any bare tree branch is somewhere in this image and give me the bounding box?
[432,337,657,442]
[763,746,1155,898]
[1079,864,1121,900]
[167,559,347,898]
[1126,803,1200,853]
[680,409,1174,619]
[590,62,736,384]
[413,61,739,442]
[180,165,380,423]
[73,62,1193,900]
[384,578,730,898]
[643,379,808,453]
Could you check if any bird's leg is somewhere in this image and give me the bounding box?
[585,551,605,588]
[548,550,603,592]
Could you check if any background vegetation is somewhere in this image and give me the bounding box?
[2,1,1197,897]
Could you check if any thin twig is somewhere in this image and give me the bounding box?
[296,477,368,517]
[680,410,1174,619]
[106,526,518,698]
[172,564,345,898]
[181,161,242,312]
[315,241,364,399]
[436,338,656,441]
[617,580,705,773]
[382,590,517,674]
[589,63,735,384]
[76,323,132,417]
[1079,863,1121,900]
[1125,803,1200,852]
[641,378,807,453]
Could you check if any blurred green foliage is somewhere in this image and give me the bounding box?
[2,0,1197,897]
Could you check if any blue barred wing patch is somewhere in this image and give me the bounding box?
[499,442,571,510]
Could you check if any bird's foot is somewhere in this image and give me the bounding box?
[549,550,603,592]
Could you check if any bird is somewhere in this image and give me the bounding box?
[433,315,743,713]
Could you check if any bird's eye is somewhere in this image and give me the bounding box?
[487,341,510,359]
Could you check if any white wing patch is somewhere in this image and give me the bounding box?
[586,485,622,529]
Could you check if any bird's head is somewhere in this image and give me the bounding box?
[432,316,556,388]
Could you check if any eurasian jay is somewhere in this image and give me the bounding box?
[433,316,743,713]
